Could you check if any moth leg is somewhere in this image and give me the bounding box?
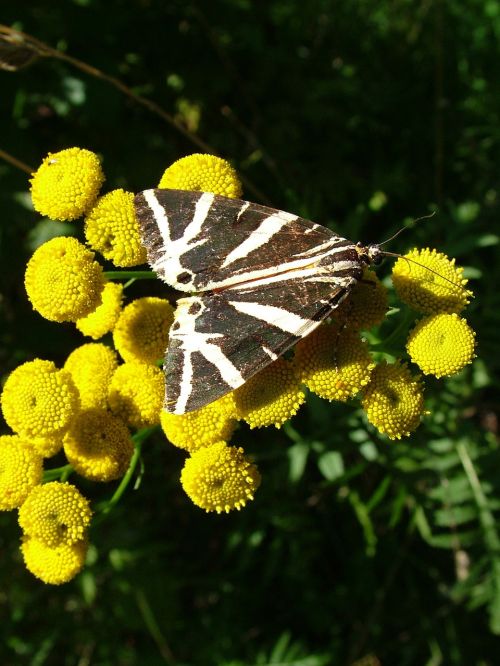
[330,300,353,371]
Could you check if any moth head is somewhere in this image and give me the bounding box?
[356,242,383,266]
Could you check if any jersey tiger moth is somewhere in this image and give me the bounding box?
[134,189,383,414]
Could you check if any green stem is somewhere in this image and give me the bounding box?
[103,441,142,512]
[135,589,177,664]
[43,464,74,482]
[282,421,304,443]
[370,306,416,351]
[456,440,500,550]
[347,488,377,557]
[61,466,73,482]
[104,270,157,281]
[95,426,158,518]
[456,439,500,633]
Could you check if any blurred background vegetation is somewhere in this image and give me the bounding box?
[0,1,499,664]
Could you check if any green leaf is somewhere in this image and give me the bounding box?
[80,570,97,605]
[287,443,309,483]
[389,485,409,528]
[359,441,379,461]
[421,451,461,473]
[454,201,480,223]
[63,75,86,105]
[412,505,434,543]
[366,476,391,512]
[472,359,491,389]
[434,504,478,527]
[429,530,479,548]
[26,218,77,251]
[476,233,499,247]
[428,476,474,503]
[317,451,344,481]
[347,489,377,556]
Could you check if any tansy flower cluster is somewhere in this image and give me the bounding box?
[0,147,477,585]
[354,248,475,439]
[392,248,476,378]
[19,482,91,584]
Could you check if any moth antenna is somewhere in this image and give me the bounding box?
[380,250,462,290]
[378,210,437,247]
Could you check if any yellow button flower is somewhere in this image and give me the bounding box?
[406,313,476,378]
[1,359,80,440]
[64,343,118,410]
[335,269,388,330]
[76,281,123,339]
[84,189,147,267]
[392,247,472,314]
[361,361,425,439]
[30,147,105,221]
[294,324,375,402]
[25,236,105,322]
[108,362,165,428]
[158,153,242,198]
[0,435,43,511]
[234,358,306,428]
[31,436,64,459]
[113,296,174,364]
[63,408,134,482]
[181,442,261,513]
[19,481,92,547]
[160,394,237,452]
[21,535,88,585]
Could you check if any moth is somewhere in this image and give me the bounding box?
[134,189,383,414]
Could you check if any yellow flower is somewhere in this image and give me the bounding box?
[76,281,123,339]
[84,189,147,267]
[160,394,237,452]
[361,361,425,439]
[30,436,63,459]
[158,154,242,198]
[63,408,134,482]
[25,236,105,322]
[64,343,118,410]
[180,442,260,513]
[406,313,476,378]
[1,359,80,440]
[294,324,375,402]
[392,248,472,314]
[113,297,174,364]
[335,269,388,330]
[0,435,43,510]
[30,147,105,221]
[21,535,88,585]
[19,481,92,547]
[234,358,305,428]
[108,362,164,429]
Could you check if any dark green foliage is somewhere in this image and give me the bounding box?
[0,1,499,664]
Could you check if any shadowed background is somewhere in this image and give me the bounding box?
[0,1,499,664]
